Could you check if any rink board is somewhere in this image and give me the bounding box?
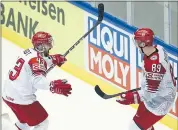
[1,1,178,130]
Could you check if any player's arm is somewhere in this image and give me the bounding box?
[44,54,67,73]
[116,88,141,105]
[28,57,72,96]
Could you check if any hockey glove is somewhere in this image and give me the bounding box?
[50,79,72,97]
[50,54,67,67]
[116,90,141,105]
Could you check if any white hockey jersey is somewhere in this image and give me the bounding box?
[2,48,54,105]
[138,45,177,116]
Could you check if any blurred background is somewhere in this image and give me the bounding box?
[87,1,178,47]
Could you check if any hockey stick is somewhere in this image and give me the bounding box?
[46,3,104,73]
[95,85,141,99]
[95,77,178,99]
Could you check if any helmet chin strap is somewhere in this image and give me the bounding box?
[139,41,149,53]
[140,47,144,53]
[139,44,149,54]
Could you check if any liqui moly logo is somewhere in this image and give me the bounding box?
[86,17,131,90]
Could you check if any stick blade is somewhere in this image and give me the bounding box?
[95,85,107,99]
[98,3,104,21]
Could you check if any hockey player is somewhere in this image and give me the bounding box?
[2,31,72,130]
[116,28,176,130]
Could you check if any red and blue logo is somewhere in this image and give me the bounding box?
[86,17,131,90]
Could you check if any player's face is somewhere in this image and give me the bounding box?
[135,40,142,47]
[133,39,144,53]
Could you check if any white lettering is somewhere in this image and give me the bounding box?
[89,20,96,45]
[119,62,130,87]
[89,48,130,88]
[101,26,113,54]
[114,60,121,84]
[90,48,102,74]
[89,19,129,61]
[102,55,114,79]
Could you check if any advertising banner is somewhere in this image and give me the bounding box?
[1,1,85,68]
[1,1,178,129]
[84,10,178,119]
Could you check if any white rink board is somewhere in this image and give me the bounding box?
[1,38,171,130]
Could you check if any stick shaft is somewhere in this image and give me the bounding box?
[106,88,141,99]
[95,85,141,99]
[63,21,101,57]
[46,3,104,73]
